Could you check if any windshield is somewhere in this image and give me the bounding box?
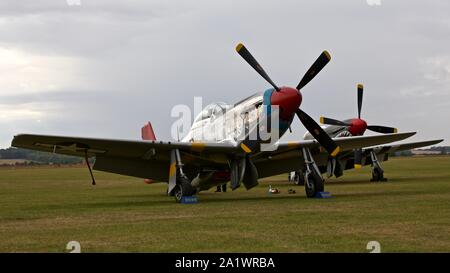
[194,102,231,123]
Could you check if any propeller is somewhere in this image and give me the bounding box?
[236,43,340,157]
[296,109,340,157]
[236,44,279,91]
[320,117,351,127]
[319,83,398,167]
[296,51,331,91]
[357,84,363,119]
[367,125,397,134]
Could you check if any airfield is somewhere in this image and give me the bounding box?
[0,156,449,253]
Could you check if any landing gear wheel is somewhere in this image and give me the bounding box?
[174,184,183,203]
[370,167,387,182]
[173,175,196,202]
[305,172,324,198]
[293,171,305,186]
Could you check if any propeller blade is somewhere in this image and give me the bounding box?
[320,116,352,126]
[357,84,363,119]
[296,109,340,157]
[354,149,363,169]
[367,125,398,134]
[296,50,331,90]
[236,43,279,91]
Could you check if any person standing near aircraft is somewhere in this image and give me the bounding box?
[215,184,227,192]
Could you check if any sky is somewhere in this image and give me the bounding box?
[0,0,449,148]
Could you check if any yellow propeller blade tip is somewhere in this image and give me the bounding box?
[240,143,252,153]
[323,50,331,60]
[236,43,244,52]
[357,84,364,90]
[320,116,325,124]
[394,128,398,133]
[354,164,362,169]
[330,146,340,157]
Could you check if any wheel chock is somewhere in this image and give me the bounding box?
[180,196,198,204]
[313,191,333,198]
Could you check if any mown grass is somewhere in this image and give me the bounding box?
[0,156,449,252]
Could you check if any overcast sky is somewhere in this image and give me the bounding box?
[0,0,449,148]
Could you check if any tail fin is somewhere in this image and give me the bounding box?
[142,122,156,184]
[141,121,156,141]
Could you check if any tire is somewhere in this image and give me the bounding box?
[305,172,324,198]
[316,174,325,192]
[371,168,382,182]
[173,175,196,202]
[293,171,305,186]
[173,184,183,203]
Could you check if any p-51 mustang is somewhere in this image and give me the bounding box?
[288,84,443,185]
[12,43,418,202]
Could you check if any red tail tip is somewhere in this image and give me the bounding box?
[141,122,156,141]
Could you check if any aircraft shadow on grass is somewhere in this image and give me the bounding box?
[56,188,435,210]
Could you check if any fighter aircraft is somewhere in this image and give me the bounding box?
[11,43,417,202]
[289,84,443,185]
[288,139,443,185]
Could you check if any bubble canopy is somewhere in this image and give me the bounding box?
[194,102,231,123]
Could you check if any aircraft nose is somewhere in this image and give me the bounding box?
[270,87,302,120]
[348,118,368,136]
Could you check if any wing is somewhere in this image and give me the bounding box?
[370,139,444,155]
[11,132,421,181]
[356,139,444,167]
[272,132,416,155]
[11,134,236,181]
[253,132,416,178]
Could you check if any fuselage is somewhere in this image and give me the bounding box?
[183,87,302,149]
[179,87,303,191]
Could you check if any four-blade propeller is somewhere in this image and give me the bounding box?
[319,84,398,167]
[236,43,340,157]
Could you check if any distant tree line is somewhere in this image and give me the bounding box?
[392,146,449,157]
[1,145,448,164]
[427,146,449,154]
[392,150,413,157]
[0,147,83,164]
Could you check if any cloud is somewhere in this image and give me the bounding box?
[0,47,84,95]
[0,0,449,148]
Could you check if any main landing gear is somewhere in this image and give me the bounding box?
[173,174,196,202]
[302,148,324,198]
[170,149,196,202]
[369,151,387,182]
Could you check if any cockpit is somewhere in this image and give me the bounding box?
[194,102,231,123]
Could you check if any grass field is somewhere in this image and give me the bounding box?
[0,156,449,253]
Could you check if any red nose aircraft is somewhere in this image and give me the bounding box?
[11,43,422,202]
[292,84,442,185]
[319,84,398,170]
